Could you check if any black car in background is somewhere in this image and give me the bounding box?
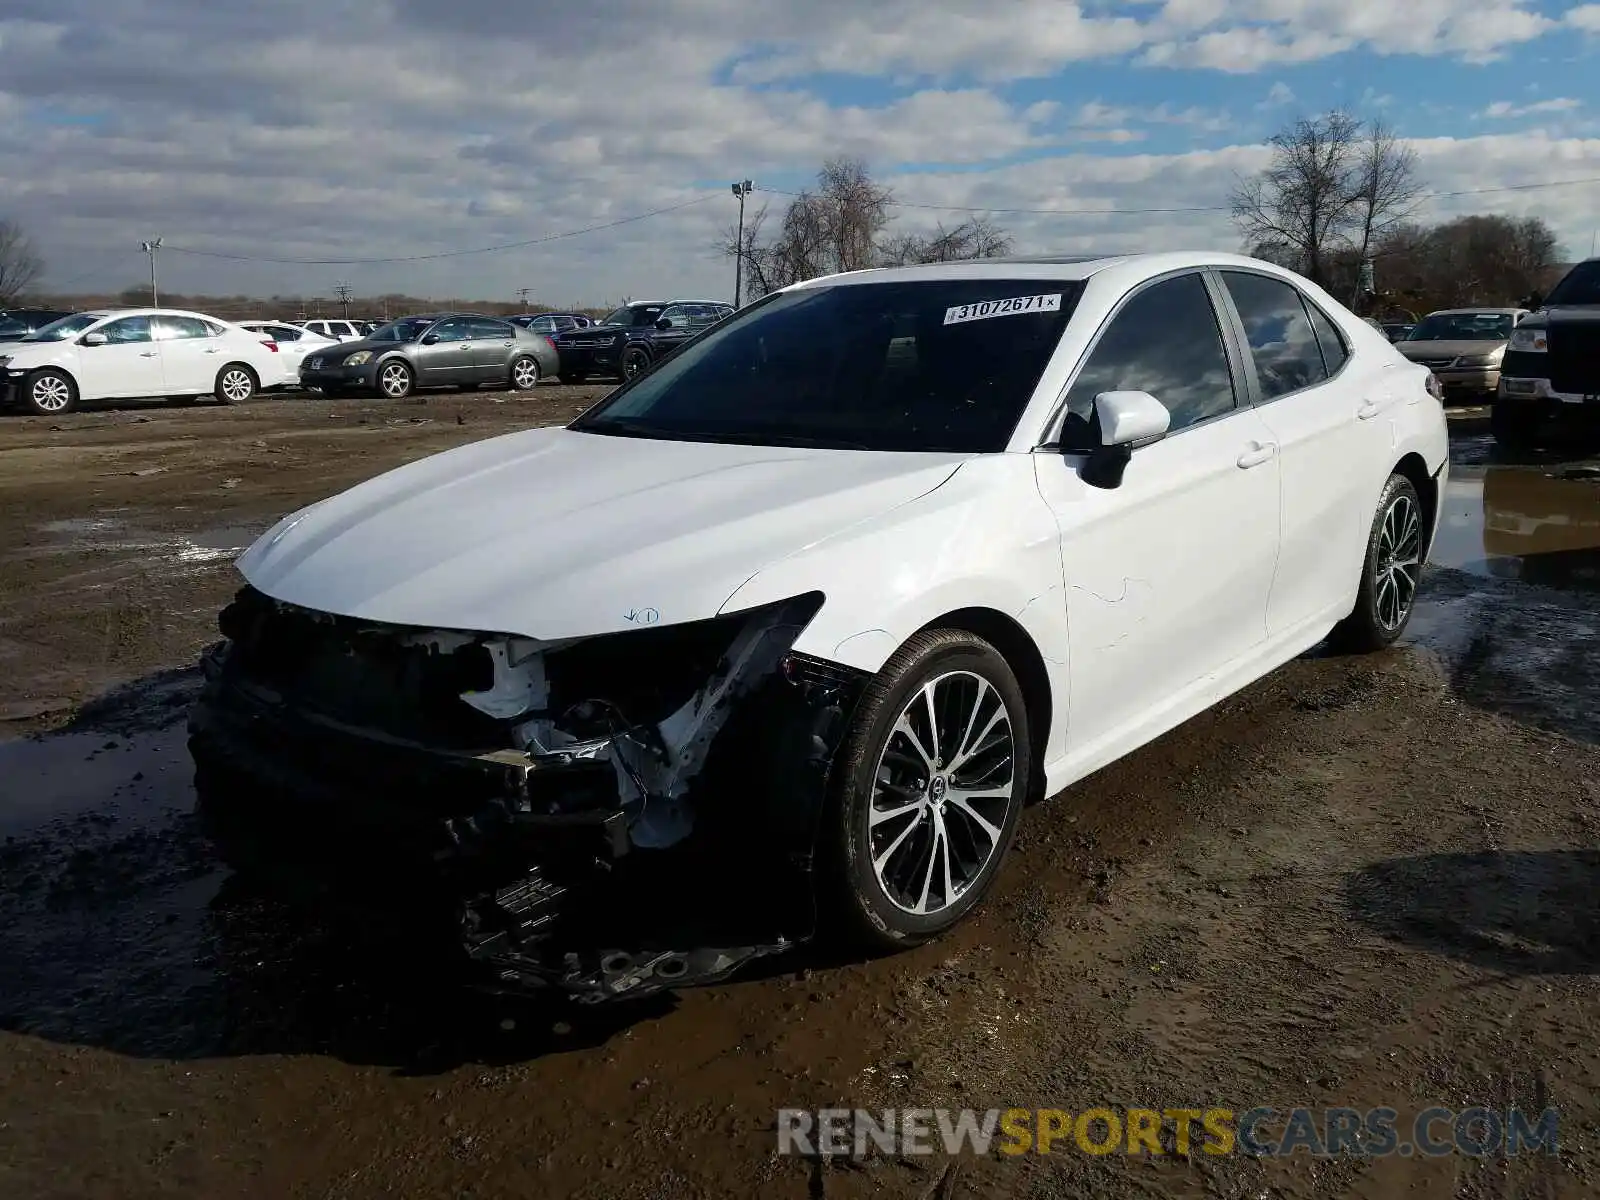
[550,300,732,383]
[510,312,593,336]
[0,308,74,342]
[1495,257,1600,449]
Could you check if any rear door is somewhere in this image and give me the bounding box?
[467,316,517,381]
[151,314,226,393]
[1213,269,1385,637]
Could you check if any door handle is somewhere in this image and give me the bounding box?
[1357,398,1383,420]
[1236,441,1278,469]
[139,351,158,357]
[204,347,221,354]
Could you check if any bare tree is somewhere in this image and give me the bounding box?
[0,219,43,305]
[721,159,1009,296]
[1231,111,1422,290]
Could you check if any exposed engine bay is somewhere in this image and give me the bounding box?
[188,585,867,1002]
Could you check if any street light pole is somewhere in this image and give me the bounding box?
[139,238,162,305]
[730,180,753,307]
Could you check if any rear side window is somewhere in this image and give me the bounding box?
[1063,272,1237,443]
[270,325,302,341]
[1220,271,1328,401]
[154,316,212,340]
[1304,304,1348,375]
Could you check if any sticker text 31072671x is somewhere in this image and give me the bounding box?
[943,293,1063,326]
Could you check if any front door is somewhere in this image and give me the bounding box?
[74,316,166,398]
[414,317,477,386]
[1033,271,1282,760]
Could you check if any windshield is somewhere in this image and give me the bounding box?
[367,317,435,342]
[600,305,665,327]
[22,313,100,342]
[570,279,1084,453]
[1407,313,1514,342]
[1545,260,1600,307]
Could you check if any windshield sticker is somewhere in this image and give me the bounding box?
[944,293,1062,326]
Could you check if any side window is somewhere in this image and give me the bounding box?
[468,317,513,340]
[153,315,211,340]
[306,322,327,337]
[1304,303,1348,376]
[659,305,690,329]
[1062,273,1237,445]
[1220,271,1328,401]
[429,318,471,343]
[100,317,153,344]
[270,325,301,341]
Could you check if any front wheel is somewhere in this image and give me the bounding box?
[621,346,651,380]
[214,364,257,405]
[510,355,541,391]
[820,629,1031,951]
[22,369,77,415]
[377,360,414,399]
[1328,474,1424,653]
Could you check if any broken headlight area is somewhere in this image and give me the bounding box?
[189,586,867,1002]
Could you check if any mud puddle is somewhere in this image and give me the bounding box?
[1429,456,1600,591]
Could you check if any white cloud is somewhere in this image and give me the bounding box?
[1260,81,1296,108]
[1481,97,1583,118]
[1566,4,1600,32]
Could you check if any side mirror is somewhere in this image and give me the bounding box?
[655,317,673,330]
[1080,391,1170,490]
[420,333,439,345]
[80,331,108,347]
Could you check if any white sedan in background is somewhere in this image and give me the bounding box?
[0,309,284,415]
[192,252,1449,1000]
[238,320,338,388]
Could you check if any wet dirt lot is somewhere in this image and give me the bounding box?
[1,393,1598,1199]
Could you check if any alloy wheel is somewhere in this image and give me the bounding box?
[868,670,1016,915]
[1374,492,1421,631]
[512,357,540,389]
[622,349,648,379]
[31,375,71,413]
[380,363,412,398]
[220,368,253,403]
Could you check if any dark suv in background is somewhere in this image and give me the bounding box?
[1496,258,1600,449]
[550,300,732,383]
[0,308,74,342]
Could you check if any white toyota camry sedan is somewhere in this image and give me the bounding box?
[189,252,1448,1001]
[0,308,283,415]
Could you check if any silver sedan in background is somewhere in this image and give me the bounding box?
[298,312,560,399]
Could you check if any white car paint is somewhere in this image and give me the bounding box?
[235,251,1448,804]
[298,319,366,342]
[239,321,337,387]
[1,308,282,408]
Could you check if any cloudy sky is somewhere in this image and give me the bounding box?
[3,0,1599,307]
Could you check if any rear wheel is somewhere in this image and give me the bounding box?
[510,355,541,390]
[820,629,1030,951]
[378,360,414,399]
[1328,474,1423,653]
[22,369,77,416]
[215,364,257,405]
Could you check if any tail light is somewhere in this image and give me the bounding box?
[261,339,279,353]
[1424,372,1443,402]
[545,337,557,351]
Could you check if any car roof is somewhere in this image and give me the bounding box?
[784,251,1297,290]
[1424,307,1526,316]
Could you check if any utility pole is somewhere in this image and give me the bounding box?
[730,180,753,308]
[139,238,162,305]
[517,287,531,309]
[334,282,352,319]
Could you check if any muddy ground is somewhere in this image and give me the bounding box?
[1,389,1598,1199]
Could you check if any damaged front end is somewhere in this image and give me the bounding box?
[188,586,866,1002]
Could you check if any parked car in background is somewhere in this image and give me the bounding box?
[0,309,281,415]
[0,308,75,344]
[298,312,557,399]
[1393,308,1526,402]
[510,312,592,336]
[1496,256,1600,449]
[191,251,1447,1001]
[239,320,339,388]
[297,318,366,342]
[549,300,732,382]
[1381,323,1415,343]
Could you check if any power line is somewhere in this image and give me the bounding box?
[754,173,1600,218]
[162,194,721,265]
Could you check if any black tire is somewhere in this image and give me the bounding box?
[558,372,586,385]
[1491,403,1538,451]
[377,359,414,400]
[21,369,77,416]
[214,364,257,405]
[1328,474,1424,654]
[510,355,541,391]
[819,629,1031,951]
[621,345,651,380]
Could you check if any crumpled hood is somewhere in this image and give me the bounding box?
[237,426,967,640]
